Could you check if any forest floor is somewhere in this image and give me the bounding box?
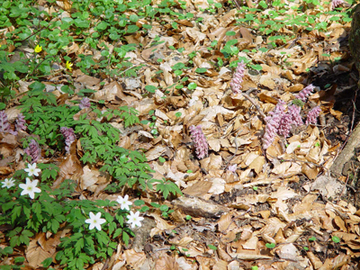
[2,0,360,269]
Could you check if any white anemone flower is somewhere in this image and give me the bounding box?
[19,178,41,199]
[24,163,41,177]
[127,211,144,228]
[85,212,106,231]
[1,178,15,189]
[116,195,132,211]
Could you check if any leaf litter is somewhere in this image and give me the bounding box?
[2,0,360,269]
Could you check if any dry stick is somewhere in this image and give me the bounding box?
[241,90,267,121]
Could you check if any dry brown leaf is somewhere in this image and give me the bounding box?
[155,254,179,270]
[149,213,176,236]
[212,259,228,270]
[183,181,212,197]
[122,249,146,268]
[53,151,83,188]
[25,232,60,268]
[217,213,232,232]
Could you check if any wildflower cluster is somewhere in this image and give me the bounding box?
[263,84,321,149]
[0,110,26,135]
[1,163,144,268]
[1,163,42,198]
[78,195,144,232]
[189,125,208,159]
[116,195,144,228]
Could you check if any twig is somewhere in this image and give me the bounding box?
[100,258,109,270]
[240,91,266,121]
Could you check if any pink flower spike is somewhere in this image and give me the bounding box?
[0,110,11,133]
[60,127,76,153]
[332,0,344,9]
[189,125,208,159]
[277,113,292,137]
[305,106,321,125]
[79,97,91,109]
[295,84,315,102]
[288,104,303,126]
[24,139,41,163]
[263,100,286,149]
[230,61,246,94]
[15,113,27,132]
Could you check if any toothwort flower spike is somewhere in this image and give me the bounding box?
[189,125,208,159]
[85,212,106,231]
[79,97,91,109]
[288,104,303,126]
[332,0,344,9]
[24,139,41,163]
[277,105,303,138]
[15,113,26,132]
[230,61,246,94]
[277,113,292,137]
[305,106,321,125]
[19,178,41,199]
[295,84,315,102]
[116,195,132,211]
[60,127,76,153]
[0,110,11,133]
[263,100,286,149]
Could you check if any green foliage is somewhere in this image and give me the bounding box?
[308,236,317,242]
[332,236,341,243]
[150,202,174,218]
[208,244,217,250]
[0,177,131,270]
[150,178,183,199]
[265,242,276,249]
[38,163,60,184]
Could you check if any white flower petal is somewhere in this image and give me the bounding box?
[19,178,41,199]
[85,212,106,231]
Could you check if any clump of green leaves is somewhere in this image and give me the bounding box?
[0,176,134,270]
[150,178,183,199]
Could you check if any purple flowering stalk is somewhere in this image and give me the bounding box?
[305,106,321,125]
[24,139,41,163]
[0,110,12,134]
[263,84,321,149]
[189,125,208,159]
[332,0,344,9]
[15,113,27,132]
[60,127,76,153]
[277,105,303,137]
[79,97,91,109]
[294,84,315,102]
[263,100,286,149]
[230,61,246,94]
